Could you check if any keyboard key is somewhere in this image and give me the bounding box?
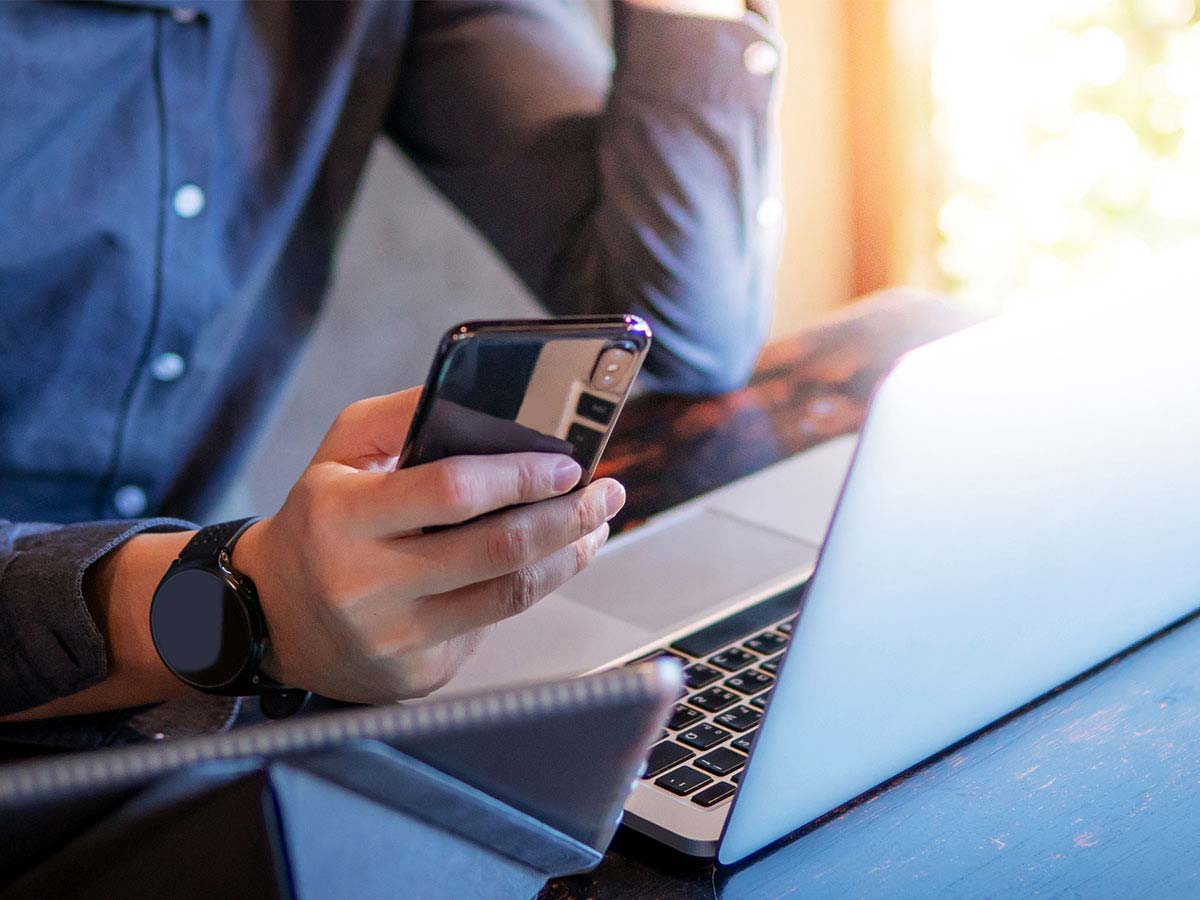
[671,582,808,657]
[655,766,713,796]
[714,705,763,732]
[732,771,743,783]
[691,781,737,808]
[744,631,788,655]
[683,663,722,690]
[724,670,774,695]
[695,747,748,777]
[750,690,772,709]
[731,731,756,753]
[677,722,732,750]
[759,653,785,674]
[777,618,795,634]
[689,686,739,713]
[709,647,757,671]
[642,741,694,778]
[667,704,704,730]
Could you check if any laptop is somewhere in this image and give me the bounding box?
[436,304,1200,864]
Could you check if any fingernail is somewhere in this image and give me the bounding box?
[603,480,626,519]
[553,457,582,492]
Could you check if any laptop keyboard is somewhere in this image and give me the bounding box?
[631,580,807,809]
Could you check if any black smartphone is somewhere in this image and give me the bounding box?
[398,316,652,484]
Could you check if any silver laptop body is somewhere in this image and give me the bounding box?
[438,305,1200,861]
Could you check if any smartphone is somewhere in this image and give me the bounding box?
[398,316,652,485]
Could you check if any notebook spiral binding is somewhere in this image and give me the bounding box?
[0,662,676,803]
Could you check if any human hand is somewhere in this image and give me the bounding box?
[234,389,623,702]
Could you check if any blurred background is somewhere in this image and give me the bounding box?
[220,0,1200,517]
[776,0,1200,325]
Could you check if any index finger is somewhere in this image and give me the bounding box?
[343,451,584,535]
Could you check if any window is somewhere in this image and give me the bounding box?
[929,0,1200,312]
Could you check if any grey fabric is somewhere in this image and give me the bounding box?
[0,0,782,736]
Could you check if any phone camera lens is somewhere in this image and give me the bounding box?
[591,347,634,391]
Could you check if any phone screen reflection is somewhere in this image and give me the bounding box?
[405,335,636,471]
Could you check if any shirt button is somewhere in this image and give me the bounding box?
[113,485,148,518]
[170,7,198,23]
[756,196,784,228]
[744,40,780,77]
[173,184,206,219]
[151,351,186,383]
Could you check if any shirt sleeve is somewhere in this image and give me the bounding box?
[385,0,784,394]
[0,518,191,720]
[0,519,250,758]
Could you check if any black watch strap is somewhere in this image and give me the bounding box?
[172,518,310,718]
[178,516,259,563]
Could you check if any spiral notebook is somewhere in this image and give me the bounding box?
[0,661,679,900]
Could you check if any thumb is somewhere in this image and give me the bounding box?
[310,388,423,468]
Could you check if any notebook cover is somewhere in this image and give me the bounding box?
[0,662,679,894]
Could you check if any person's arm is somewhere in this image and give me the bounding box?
[386,0,783,394]
[2,389,624,722]
[0,519,193,726]
[625,0,745,19]
[0,527,195,724]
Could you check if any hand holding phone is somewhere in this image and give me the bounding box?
[230,388,627,705]
[221,317,649,705]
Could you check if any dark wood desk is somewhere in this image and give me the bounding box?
[540,294,1200,899]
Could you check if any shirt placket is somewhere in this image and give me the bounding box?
[107,6,212,519]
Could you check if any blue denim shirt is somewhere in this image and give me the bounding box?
[0,0,781,739]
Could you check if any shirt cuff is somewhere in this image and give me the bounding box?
[0,517,192,717]
[611,0,783,108]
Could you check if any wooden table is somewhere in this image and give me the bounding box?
[539,293,1200,899]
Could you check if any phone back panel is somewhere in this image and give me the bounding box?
[400,317,651,481]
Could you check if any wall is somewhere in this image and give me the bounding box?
[772,0,853,334]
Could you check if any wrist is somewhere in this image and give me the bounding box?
[83,530,196,702]
[228,517,285,683]
[2,530,199,722]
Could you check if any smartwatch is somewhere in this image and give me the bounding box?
[150,518,309,718]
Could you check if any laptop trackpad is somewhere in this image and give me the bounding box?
[559,509,818,633]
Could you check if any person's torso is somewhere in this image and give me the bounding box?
[0,0,410,523]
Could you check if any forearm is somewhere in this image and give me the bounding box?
[391,0,782,395]
[0,522,195,725]
[549,1,782,393]
[1,531,194,722]
[624,0,744,20]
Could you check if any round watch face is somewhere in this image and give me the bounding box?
[150,567,255,689]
